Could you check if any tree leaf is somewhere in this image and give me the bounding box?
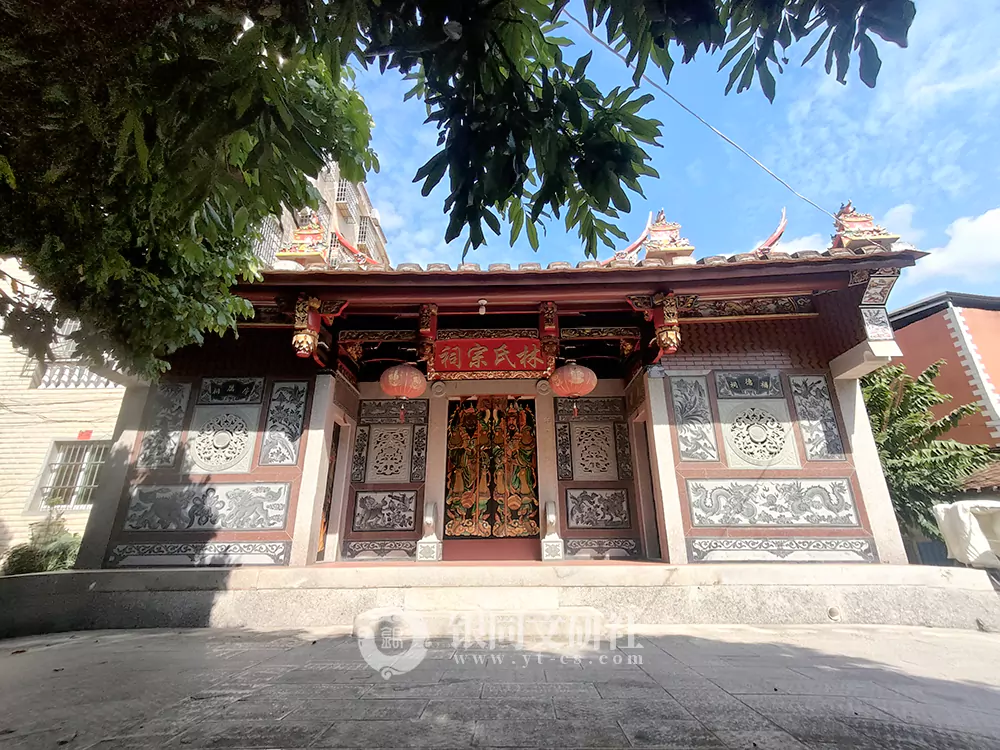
[858,34,882,88]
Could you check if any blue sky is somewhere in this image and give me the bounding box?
[354,2,1000,311]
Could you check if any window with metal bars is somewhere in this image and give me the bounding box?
[34,441,111,510]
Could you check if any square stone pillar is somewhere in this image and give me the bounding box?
[417,388,448,561]
[76,384,150,570]
[833,377,908,564]
[534,386,564,560]
[289,374,336,566]
[643,367,688,563]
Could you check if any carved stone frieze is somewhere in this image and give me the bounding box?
[566,489,631,529]
[669,376,719,462]
[343,540,417,559]
[560,327,641,340]
[124,482,290,531]
[437,328,538,340]
[687,478,859,527]
[352,490,417,532]
[137,383,191,469]
[259,381,309,466]
[789,375,846,461]
[564,538,639,559]
[359,399,428,424]
[555,397,626,423]
[197,377,264,405]
[688,537,876,563]
[106,541,291,567]
[339,330,417,343]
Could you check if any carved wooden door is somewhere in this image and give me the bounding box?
[444,397,540,539]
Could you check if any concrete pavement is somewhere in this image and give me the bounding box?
[1,625,999,749]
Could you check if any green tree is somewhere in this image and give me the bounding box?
[1,0,917,378]
[862,361,999,538]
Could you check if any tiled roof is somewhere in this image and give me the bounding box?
[268,243,922,276]
[963,461,1000,492]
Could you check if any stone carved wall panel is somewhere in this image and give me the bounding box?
[570,424,619,481]
[365,425,412,484]
[351,426,370,482]
[861,307,894,342]
[186,404,260,474]
[688,537,876,563]
[410,425,428,482]
[137,383,191,469]
[614,423,633,479]
[197,377,264,404]
[124,482,290,531]
[669,376,720,461]
[687,478,859,527]
[566,488,630,529]
[352,490,417,532]
[259,381,308,466]
[556,424,573,480]
[789,375,846,460]
[718,398,799,469]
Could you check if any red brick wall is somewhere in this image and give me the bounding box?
[894,311,995,446]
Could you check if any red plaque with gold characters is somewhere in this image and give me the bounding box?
[427,338,555,380]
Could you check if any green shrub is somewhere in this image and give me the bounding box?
[1,514,80,575]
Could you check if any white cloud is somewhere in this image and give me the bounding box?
[880,203,926,246]
[902,207,1000,287]
[776,233,826,253]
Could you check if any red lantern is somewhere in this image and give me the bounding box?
[549,360,597,416]
[379,363,427,422]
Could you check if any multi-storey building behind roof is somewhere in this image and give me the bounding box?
[890,292,1000,503]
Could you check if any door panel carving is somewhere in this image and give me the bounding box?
[444,398,539,539]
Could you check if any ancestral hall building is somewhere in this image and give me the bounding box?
[76,204,921,569]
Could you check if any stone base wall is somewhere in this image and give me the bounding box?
[2,564,998,638]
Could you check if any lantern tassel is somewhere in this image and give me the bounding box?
[399,401,406,423]
[572,399,579,418]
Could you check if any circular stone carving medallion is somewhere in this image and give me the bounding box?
[193,412,251,471]
[730,407,786,463]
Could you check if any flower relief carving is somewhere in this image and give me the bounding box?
[137,383,191,468]
[566,489,630,528]
[352,490,417,532]
[351,426,370,482]
[556,424,573,480]
[570,424,618,481]
[789,376,845,460]
[669,376,719,461]
[259,381,308,466]
[365,425,412,483]
[729,407,786,462]
[192,412,252,471]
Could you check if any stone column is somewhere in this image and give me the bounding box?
[833,377,908,564]
[322,414,356,561]
[418,386,448,561]
[289,374,336,566]
[534,385,564,560]
[643,368,688,563]
[75,384,150,570]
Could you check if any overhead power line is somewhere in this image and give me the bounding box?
[564,11,837,222]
